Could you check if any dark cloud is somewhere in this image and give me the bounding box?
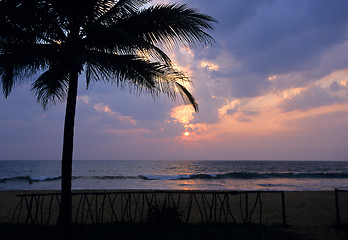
[220,0,348,73]
[184,0,348,98]
[280,86,342,112]
[329,81,342,92]
[182,0,273,30]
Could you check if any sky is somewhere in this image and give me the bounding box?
[1,0,348,161]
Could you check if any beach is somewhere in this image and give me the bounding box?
[0,190,347,240]
[1,161,348,239]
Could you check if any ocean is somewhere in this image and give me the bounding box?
[0,160,348,191]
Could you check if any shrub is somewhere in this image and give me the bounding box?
[147,202,183,225]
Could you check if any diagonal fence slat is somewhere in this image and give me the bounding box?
[335,189,348,225]
[11,190,287,226]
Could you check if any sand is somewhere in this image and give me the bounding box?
[1,190,348,240]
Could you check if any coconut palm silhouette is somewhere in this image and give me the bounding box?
[0,0,215,238]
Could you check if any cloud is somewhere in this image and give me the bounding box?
[278,70,348,112]
[280,86,341,112]
[106,128,152,137]
[200,60,219,71]
[93,103,136,125]
[329,81,341,92]
[224,0,348,73]
[178,0,348,100]
[78,95,90,104]
[218,99,240,118]
[170,105,195,128]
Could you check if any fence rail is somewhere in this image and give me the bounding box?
[11,190,286,226]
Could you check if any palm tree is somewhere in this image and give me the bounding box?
[0,0,215,237]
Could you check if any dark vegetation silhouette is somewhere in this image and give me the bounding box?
[0,0,215,238]
[147,201,183,225]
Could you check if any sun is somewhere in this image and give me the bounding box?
[184,131,190,136]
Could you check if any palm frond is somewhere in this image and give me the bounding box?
[84,24,172,65]
[95,0,150,24]
[0,0,67,45]
[0,64,14,98]
[85,51,198,110]
[1,0,215,112]
[114,3,216,49]
[88,0,115,22]
[0,58,41,97]
[0,43,60,97]
[149,67,198,112]
[31,63,70,108]
[175,82,198,112]
[1,43,59,63]
[85,51,159,90]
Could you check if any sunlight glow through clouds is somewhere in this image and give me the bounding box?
[170,105,195,128]
[218,99,240,118]
[176,69,348,144]
[168,105,209,141]
[160,32,348,149]
[200,60,219,71]
[170,47,194,77]
[316,70,348,88]
[281,87,305,100]
[267,75,277,81]
[168,47,348,143]
[316,70,348,100]
[181,102,348,144]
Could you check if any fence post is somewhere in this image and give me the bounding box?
[335,189,341,224]
[281,191,286,225]
[245,192,249,223]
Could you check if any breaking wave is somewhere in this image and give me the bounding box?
[0,176,61,183]
[0,175,139,183]
[1,171,348,184]
[139,172,348,180]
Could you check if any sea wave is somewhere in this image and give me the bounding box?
[1,171,348,184]
[140,174,193,180]
[89,176,139,180]
[258,183,294,187]
[0,176,61,183]
[0,175,138,183]
[139,172,348,180]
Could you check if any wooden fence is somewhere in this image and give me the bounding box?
[11,190,287,226]
[335,189,348,224]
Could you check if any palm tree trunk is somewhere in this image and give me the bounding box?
[59,69,79,239]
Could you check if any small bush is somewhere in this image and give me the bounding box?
[147,202,183,225]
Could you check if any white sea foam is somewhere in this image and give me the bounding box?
[30,176,60,181]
